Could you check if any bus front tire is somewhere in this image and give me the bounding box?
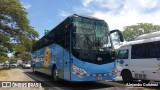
[122,70,133,83]
[52,67,58,81]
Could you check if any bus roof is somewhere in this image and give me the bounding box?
[135,31,160,40]
[120,36,160,47]
[70,14,104,21]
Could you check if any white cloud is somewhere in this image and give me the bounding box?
[79,0,160,31]
[73,6,94,15]
[86,0,124,10]
[21,2,31,9]
[93,10,160,31]
[82,0,92,7]
[59,10,71,18]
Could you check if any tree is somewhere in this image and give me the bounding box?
[0,0,39,61]
[122,23,160,41]
[0,56,8,63]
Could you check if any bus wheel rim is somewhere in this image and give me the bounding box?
[54,69,58,79]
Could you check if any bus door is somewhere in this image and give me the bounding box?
[63,30,71,81]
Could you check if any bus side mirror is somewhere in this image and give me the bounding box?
[110,29,124,42]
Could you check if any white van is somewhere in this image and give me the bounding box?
[116,37,160,82]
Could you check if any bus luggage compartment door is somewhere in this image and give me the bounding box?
[63,50,71,81]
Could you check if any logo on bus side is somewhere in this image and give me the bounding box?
[43,47,50,68]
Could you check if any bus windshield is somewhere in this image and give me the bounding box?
[73,18,112,51]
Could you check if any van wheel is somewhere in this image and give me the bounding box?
[122,70,133,83]
[52,67,58,81]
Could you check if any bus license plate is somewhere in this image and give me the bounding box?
[97,76,102,80]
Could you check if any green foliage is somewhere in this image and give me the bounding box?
[20,52,31,61]
[0,0,39,61]
[0,56,8,63]
[122,23,160,41]
[10,56,17,62]
[13,51,31,61]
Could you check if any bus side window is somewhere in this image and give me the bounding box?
[118,49,129,59]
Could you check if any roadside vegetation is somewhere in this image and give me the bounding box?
[0,0,39,62]
[122,23,160,41]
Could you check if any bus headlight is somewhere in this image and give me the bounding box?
[72,65,87,74]
[79,68,87,74]
[97,57,102,61]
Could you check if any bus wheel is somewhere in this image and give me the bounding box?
[52,67,58,81]
[122,70,133,83]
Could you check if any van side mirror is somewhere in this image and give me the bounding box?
[110,29,124,42]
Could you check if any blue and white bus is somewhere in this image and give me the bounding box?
[31,14,123,81]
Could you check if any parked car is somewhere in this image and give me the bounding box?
[17,60,23,67]
[3,63,10,68]
[22,62,31,69]
[9,62,18,68]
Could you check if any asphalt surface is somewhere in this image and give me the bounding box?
[17,68,159,90]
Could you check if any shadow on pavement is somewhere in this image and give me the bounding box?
[24,71,114,90]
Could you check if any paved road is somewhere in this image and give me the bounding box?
[17,68,159,90]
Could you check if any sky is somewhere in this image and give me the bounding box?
[20,0,160,38]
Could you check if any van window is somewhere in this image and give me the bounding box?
[131,41,160,59]
[118,49,129,59]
